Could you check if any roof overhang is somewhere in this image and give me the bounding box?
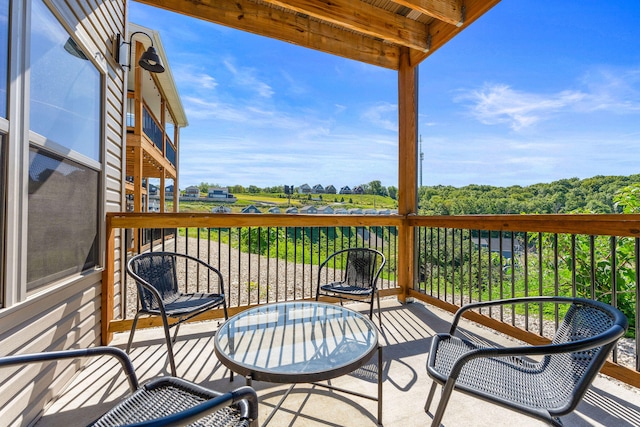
[129,22,189,127]
[135,0,502,70]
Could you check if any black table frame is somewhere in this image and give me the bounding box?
[214,302,383,426]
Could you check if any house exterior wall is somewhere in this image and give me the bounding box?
[0,1,126,425]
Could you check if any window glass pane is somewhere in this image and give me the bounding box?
[29,0,100,161]
[27,148,98,292]
[0,0,8,117]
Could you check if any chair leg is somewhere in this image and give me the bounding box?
[376,291,382,329]
[172,322,181,343]
[430,378,456,427]
[424,382,438,413]
[126,312,142,354]
[161,315,178,376]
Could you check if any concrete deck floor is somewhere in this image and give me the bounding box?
[37,299,640,427]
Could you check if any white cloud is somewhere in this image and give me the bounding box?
[457,84,586,130]
[223,59,274,98]
[457,67,640,131]
[361,102,398,131]
[175,66,218,90]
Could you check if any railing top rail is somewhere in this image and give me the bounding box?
[106,212,640,237]
[107,212,404,229]
[407,213,640,238]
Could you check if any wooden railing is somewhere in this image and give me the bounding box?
[103,212,640,388]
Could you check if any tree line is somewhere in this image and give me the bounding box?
[418,174,640,215]
[195,174,640,215]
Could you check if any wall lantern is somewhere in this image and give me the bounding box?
[114,31,165,73]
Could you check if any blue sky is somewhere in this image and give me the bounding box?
[129,1,640,190]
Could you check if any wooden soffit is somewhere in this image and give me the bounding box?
[135,0,501,70]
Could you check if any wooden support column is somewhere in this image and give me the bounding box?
[397,47,418,303]
[159,172,165,213]
[173,126,180,212]
[101,214,114,344]
[133,146,143,212]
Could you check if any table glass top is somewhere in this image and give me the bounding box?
[214,302,378,382]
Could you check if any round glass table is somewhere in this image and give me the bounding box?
[214,301,382,425]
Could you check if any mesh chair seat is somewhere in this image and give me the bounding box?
[320,282,374,296]
[425,296,628,427]
[429,335,578,412]
[159,293,226,317]
[93,378,252,427]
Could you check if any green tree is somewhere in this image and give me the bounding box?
[387,186,398,200]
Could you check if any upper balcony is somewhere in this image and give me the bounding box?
[124,24,187,212]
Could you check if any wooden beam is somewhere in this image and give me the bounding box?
[260,0,430,52]
[137,0,402,69]
[411,0,501,64]
[395,0,463,26]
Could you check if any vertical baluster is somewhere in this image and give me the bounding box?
[538,232,543,336]
[611,236,618,364]
[570,234,576,298]
[522,232,528,330]
[635,237,640,372]
[554,233,559,331]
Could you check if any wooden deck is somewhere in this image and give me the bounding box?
[36,299,640,427]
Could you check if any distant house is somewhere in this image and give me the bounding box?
[185,186,200,198]
[312,184,325,194]
[212,205,231,213]
[317,206,334,214]
[352,186,365,195]
[300,205,318,214]
[148,184,158,196]
[267,207,281,214]
[473,236,524,259]
[348,208,362,214]
[285,207,298,214]
[339,186,352,194]
[208,187,230,198]
[299,183,312,194]
[333,207,348,214]
[241,205,261,214]
[325,185,337,194]
[165,185,174,197]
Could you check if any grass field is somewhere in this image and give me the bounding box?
[171,192,397,213]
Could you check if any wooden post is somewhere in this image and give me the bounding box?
[397,47,418,303]
[101,214,114,344]
[159,172,165,213]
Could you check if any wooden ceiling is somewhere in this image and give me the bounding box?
[135,0,501,70]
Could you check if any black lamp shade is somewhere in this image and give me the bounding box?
[138,46,165,73]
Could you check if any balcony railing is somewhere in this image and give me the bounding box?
[103,212,640,389]
[126,93,175,166]
[165,140,176,166]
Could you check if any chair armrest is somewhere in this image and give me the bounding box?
[132,385,259,427]
[0,346,139,391]
[449,296,583,334]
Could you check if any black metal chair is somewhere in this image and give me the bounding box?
[425,296,628,427]
[127,252,228,376]
[315,248,386,327]
[0,346,258,426]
